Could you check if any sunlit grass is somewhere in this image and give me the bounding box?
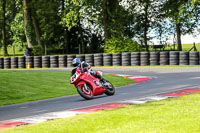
[0,46,25,57]
[0,70,134,106]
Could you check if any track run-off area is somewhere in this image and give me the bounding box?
[1,67,200,128]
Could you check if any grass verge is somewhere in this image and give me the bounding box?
[2,93,200,133]
[0,70,134,106]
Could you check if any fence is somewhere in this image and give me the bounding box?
[0,51,200,69]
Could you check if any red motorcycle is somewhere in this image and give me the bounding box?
[70,67,115,100]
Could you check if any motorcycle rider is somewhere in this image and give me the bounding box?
[72,58,107,86]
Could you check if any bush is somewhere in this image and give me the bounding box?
[104,37,142,53]
[32,45,43,56]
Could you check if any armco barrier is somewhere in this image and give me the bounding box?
[0,51,200,69]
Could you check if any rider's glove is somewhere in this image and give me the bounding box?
[81,67,88,73]
[83,67,88,72]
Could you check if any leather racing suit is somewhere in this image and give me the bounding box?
[79,61,104,81]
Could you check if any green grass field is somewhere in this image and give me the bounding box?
[182,44,200,51]
[0,70,134,106]
[142,43,200,51]
[0,46,25,57]
[168,44,200,51]
[2,92,200,133]
[151,43,200,51]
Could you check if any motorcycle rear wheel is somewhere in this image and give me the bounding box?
[104,80,115,96]
[77,84,94,100]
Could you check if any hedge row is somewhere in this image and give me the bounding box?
[0,51,200,69]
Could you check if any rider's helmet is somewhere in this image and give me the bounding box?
[72,58,81,67]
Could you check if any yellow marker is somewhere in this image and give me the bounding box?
[124,75,127,79]
[27,63,30,69]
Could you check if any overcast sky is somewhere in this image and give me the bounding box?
[181,34,200,44]
[151,33,200,45]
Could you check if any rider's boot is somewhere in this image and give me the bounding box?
[100,78,110,88]
[91,71,109,88]
[100,78,106,84]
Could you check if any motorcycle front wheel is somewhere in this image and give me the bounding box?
[77,84,94,100]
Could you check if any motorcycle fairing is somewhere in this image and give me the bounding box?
[75,73,106,96]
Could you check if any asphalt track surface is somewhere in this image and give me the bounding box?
[1,67,200,122]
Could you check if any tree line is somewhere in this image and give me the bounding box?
[0,0,200,56]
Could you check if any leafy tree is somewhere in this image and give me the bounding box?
[104,37,142,53]
[22,0,65,55]
[61,0,128,54]
[163,0,200,51]
[61,0,84,54]
[1,0,8,56]
[193,0,200,4]
[1,0,19,56]
[1,0,200,56]
[61,0,103,54]
[102,0,121,41]
[122,0,165,51]
[153,21,173,46]
[32,0,62,54]
[23,0,35,49]
[10,12,26,49]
